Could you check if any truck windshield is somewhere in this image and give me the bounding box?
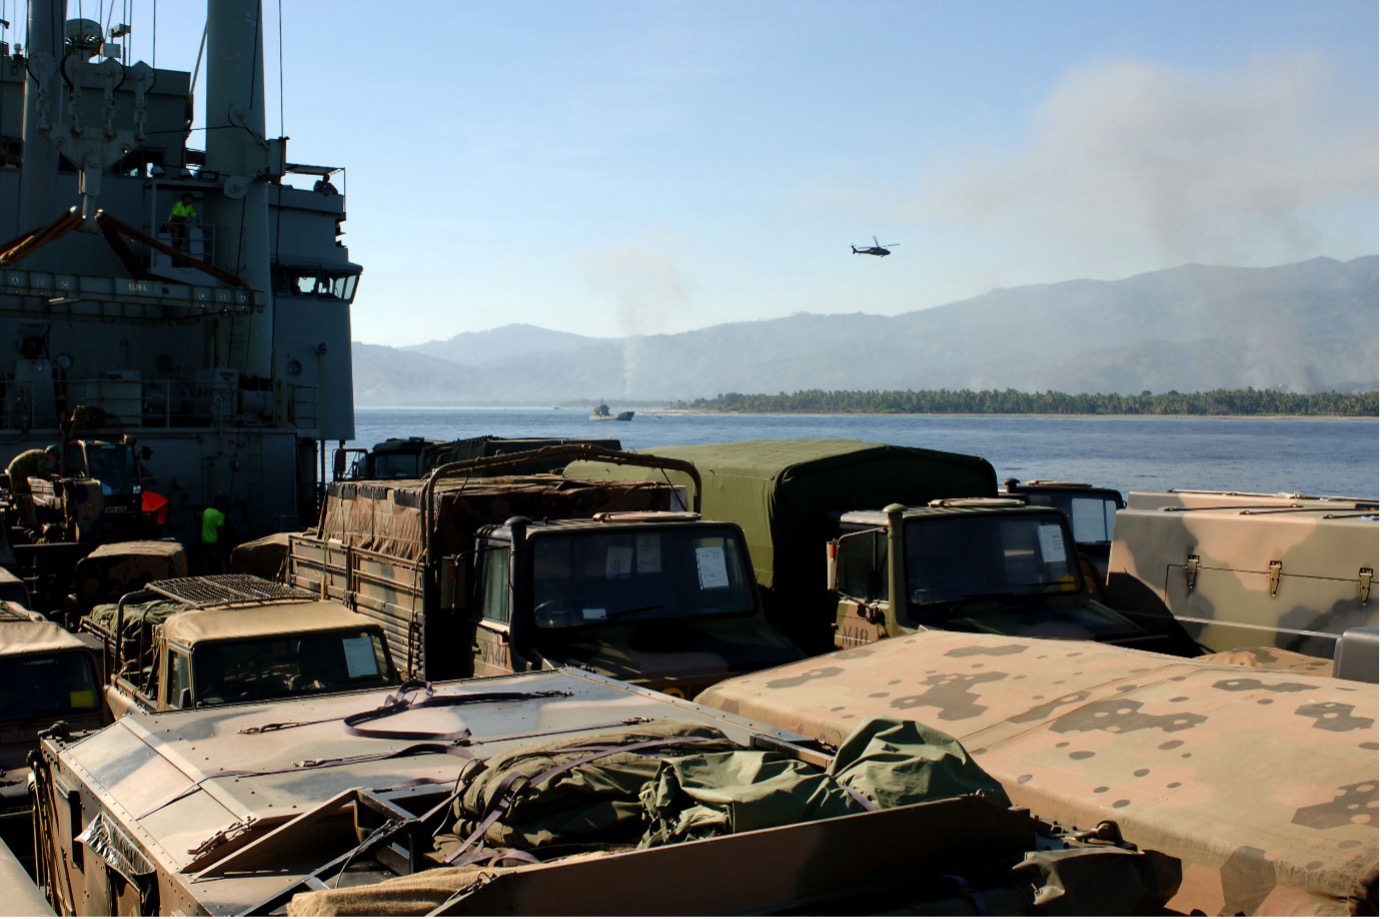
[193,629,396,704]
[1021,491,1122,547]
[373,453,422,479]
[0,651,101,721]
[905,514,1081,610]
[85,444,138,496]
[530,526,757,630]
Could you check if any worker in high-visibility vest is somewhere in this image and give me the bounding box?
[168,192,197,253]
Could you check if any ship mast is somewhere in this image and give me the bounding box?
[205,0,274,378]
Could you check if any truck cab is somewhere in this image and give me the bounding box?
[1000,478,1125,586]
[83,575,399,716]
[470,512,801,697]
[828,499,1191,653]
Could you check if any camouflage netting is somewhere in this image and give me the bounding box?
[316,477,680,561]
[85,598,184,659]
[440,716,1008,854]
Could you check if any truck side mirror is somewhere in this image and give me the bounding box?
[332,449,347,481]
[826,540,840,590]
[440,553,467,612]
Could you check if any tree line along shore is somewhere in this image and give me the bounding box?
[669,388,1379,417]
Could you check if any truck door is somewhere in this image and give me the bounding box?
[472,539,519,676]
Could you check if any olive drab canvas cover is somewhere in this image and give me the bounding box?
[315,477,680,561]
[696,630,1379,916]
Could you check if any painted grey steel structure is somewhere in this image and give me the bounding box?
[0,1,357,544]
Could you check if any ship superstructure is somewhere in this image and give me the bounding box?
[0,0,356,543]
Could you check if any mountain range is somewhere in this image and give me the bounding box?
[351,256,1379,406]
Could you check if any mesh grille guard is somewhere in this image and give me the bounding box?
[146,574,313,609]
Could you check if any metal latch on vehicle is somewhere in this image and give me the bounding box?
[1185,555,1199,591]
[1359,567,1374,605]
[1268,560,1282,598]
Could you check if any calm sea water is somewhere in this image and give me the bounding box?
[351,407,1380,500]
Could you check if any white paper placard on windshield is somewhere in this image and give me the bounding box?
[1037,525,1067,563]
[342,636,379,679]
[695,545,730,589]
[636,534,662,573]
[605,546,633,578]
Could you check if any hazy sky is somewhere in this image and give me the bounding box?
[22,1,1378,346]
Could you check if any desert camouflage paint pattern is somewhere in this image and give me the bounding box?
[31,669,1178,916]
[696,631,1379,916]
[1106,492,1379,658]
[228,531,296,581]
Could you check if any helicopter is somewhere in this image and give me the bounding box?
[851,236,898,257]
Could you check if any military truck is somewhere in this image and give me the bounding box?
[1000,478,1125,590]
[20,407,155,546]
[30,666,1179,916]
[567,439,999,652]
[828,499,1196,654]
[0,605,106,872]
[334,434,622,482]
[694,629,1379,917]
[289,445,803,695]
[80,574,398,717]
[1104,490,1379,665]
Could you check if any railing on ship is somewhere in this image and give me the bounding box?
[0,377,318,432]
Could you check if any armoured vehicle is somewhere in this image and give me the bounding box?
[567,438,999,652]
[1104,490,1379,665]
[31,667,1179,915]
[696,630,1379,916]
[828,499,1196,654]
[333,435,622,482]
[1000,478,1125,589]
[290,445,802,695]
[1,0,358,547]
[0,605,106,870]
[80,574,397,717]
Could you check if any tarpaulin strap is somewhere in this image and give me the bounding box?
[135,741,474,820]
[443,735,728,866]
[237,680,573,739]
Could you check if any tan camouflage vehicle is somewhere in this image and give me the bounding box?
[31,666,1180,915]
[696,630,1379,916]
[1105,490,1379,671]
[80,574,398,717]
[0,605,106,871]
[828,499,1200,656]
[289,444,802,695]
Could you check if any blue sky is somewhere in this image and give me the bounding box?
[18,1,1378,346]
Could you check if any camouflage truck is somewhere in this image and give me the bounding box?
[80,574,398,717]
[695,630,1379,917]
[828,499,1198,655]
[0,605,106,872]
[333,434,623,481]
[31,666,1179,916]
[567,439,999,652]
[289,445,802,695]
[1104,490,1379,668]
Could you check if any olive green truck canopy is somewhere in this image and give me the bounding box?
[568,439,997,649]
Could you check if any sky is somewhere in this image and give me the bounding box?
[13,1,1378,346]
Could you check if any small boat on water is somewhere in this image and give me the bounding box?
[590,401,635,421]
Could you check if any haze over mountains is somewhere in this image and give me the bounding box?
[352,257,1378,406]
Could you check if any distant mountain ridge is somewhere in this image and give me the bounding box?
[353,256,1378,405]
